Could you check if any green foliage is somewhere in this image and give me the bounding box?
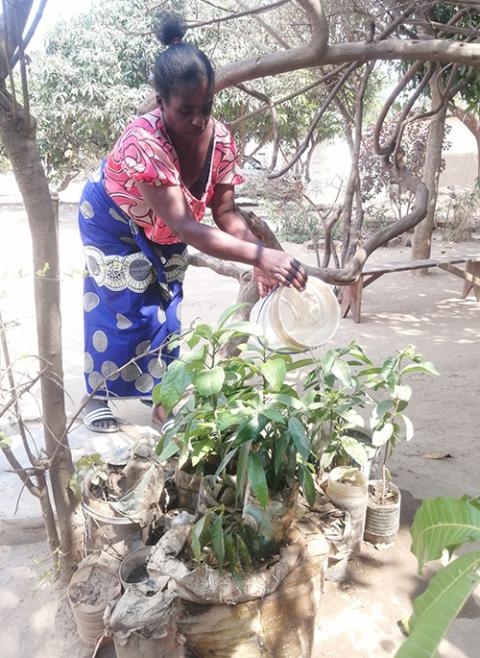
[155,305,436,572]
[154,306,315,571]
[303,343,438,474]
[396,496,480,658]
[68,452,106,500]
[29,0,157,185]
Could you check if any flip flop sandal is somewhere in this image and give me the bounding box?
[140,399,153,407]
[83,407,119,433]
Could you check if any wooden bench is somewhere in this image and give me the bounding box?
[341,256,480,323]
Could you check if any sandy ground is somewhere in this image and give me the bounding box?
[0,203,479,658]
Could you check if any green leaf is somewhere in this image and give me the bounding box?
[218,320,264,337]
[261,406,285,425]
[320,349,338,376]
[381,356,399,388]
[270,394,304,410]
[394,384,412,402]
[339,408,365,428]
[401,362,440,377]
[156,438,180,462]
[217,303,249,328]
[0,431,11,448]
[395,552,480,658]
[399,414,414,441]
[411,497,480,571]
[247,452,269,509]
[341,437,368,466]
[320,450,335,469]
[224,533,240,573]
[193,323,213,340]
[288,417,310,459]
[372,422,394,447]
[300,465,316,507]
[331,360,356,387]
[196,366,226,397]
[236,441,251,504]
[274,431,289,475]
[153,360,192,413]
[261,358,287,391]
[211,513,225,570]
[191,512,212,562]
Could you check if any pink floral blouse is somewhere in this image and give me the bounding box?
[104,108,244,244]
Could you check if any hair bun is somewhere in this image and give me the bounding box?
[152,11,187,47]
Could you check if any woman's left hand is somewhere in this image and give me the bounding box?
[255,267,277,297]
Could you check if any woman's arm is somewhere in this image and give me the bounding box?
[210,184,281,296]
[136,181,307,292]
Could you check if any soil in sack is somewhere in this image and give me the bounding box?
[147,519,329,658]
[82,448,164,557]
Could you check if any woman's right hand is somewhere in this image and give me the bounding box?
[257,247,307,293]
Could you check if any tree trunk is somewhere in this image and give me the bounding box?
[0,106,77,577]
[412,73,447,264]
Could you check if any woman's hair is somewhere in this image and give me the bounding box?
[152,12,215,101]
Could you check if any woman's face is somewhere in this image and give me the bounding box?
[159,78,214,143]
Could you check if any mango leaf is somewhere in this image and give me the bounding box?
[331,360,356,387]
[320,450,335,470]
[381,356,399,389]
[401,362,440,377]
[247,452,269,509]
[287,357,314,371]
[372,422,394,447]
[261,359,287,391]
[395,551,480,658]
[339,408,365,428]
[153,360,192,413]
[274,431,289,475]
[399,414,414,441]
[394,384,412,402]
[300,464,316,508]
[261,406,285,425]
[193,323,213,340]
[218,320,264,337]
[156,438,180,462]
[217,303,249,328]
[211,513,225,570]
[236,441,251,504]
[191,512,212,562]
[371,399,394,426]
[196,366,225,397]
[224,533,241,573]
[341,437,368,466]
[214,448,238,477]
[288,417,310,459]
[270,394,304,410]
[411,497,480,571]
[320,349,338,376]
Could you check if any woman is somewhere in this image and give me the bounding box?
[79,13,307,433]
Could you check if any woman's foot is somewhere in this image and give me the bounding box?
[81,396,119,433]
[151,404,175,433]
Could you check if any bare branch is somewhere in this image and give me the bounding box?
[227,65,349,128]
[268,62,361,178]
[188,0,289,29]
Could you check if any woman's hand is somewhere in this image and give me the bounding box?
[256,248,307,297]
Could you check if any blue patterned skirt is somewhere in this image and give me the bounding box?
[78,165,187,399]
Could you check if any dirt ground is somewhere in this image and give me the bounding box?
[0,203,479,658]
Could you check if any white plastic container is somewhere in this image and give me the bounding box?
[326,467,368,555]
[250,277,340,353]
